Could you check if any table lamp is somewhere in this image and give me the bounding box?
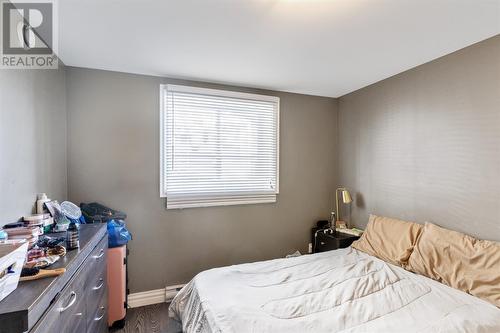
[335,187,352,228]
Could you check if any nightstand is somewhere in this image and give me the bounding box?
[313,230,360,253]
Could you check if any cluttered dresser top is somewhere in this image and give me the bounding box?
[0,224,106,332]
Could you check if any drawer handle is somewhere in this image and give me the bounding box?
[58,291,77,313]
[320,241,326,245]
[94,306,105,321]
[93,249,105,259]
[93,278,104,290]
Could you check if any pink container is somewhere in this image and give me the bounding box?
[107,245,127,327]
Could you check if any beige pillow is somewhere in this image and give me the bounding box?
[407,223,500,307]
[351,214,423,267]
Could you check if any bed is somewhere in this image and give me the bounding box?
[169,247,500,333]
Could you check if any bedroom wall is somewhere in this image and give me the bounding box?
[0,68,67,225]
[66,68,338,293]
[338,35,500,241]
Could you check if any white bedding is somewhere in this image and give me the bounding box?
[169,248,500,333]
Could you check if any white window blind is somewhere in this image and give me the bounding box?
[160,84,279,209]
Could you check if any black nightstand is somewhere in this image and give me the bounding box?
[313,230,360,253]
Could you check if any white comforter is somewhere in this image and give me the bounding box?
[169,248,500,333]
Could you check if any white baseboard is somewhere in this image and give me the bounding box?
[128,284,186,308]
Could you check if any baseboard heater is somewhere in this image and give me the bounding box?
[128,284,186,308]
[165,284,186,302]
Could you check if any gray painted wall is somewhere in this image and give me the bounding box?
[0,68,67,225]
[66,68,338,292]
[338,35,500,241]
[60,34,499,294]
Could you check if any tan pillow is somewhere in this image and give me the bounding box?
[407,223,500,307]
[351,214,423,267]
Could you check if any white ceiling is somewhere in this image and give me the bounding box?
[59,0,500,98]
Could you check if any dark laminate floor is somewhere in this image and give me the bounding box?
[110,303,181,333]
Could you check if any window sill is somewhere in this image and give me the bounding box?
[165,194,276,209]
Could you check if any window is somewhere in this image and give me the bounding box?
[160,84,280,209]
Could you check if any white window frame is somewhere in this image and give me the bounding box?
[160,84,280,209]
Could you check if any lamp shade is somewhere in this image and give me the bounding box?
[341,189,352,204]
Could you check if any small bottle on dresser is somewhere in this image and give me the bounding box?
[66,222,79,250]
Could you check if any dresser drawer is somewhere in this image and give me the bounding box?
[315,232,340,252]
[86,267,106,300]
[314,231,360,253]
[31,267,87,333]
[85,236,107,308]
[89,236,107,267]
[87,290,108,333]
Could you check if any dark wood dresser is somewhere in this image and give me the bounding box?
[0,224,108,333]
